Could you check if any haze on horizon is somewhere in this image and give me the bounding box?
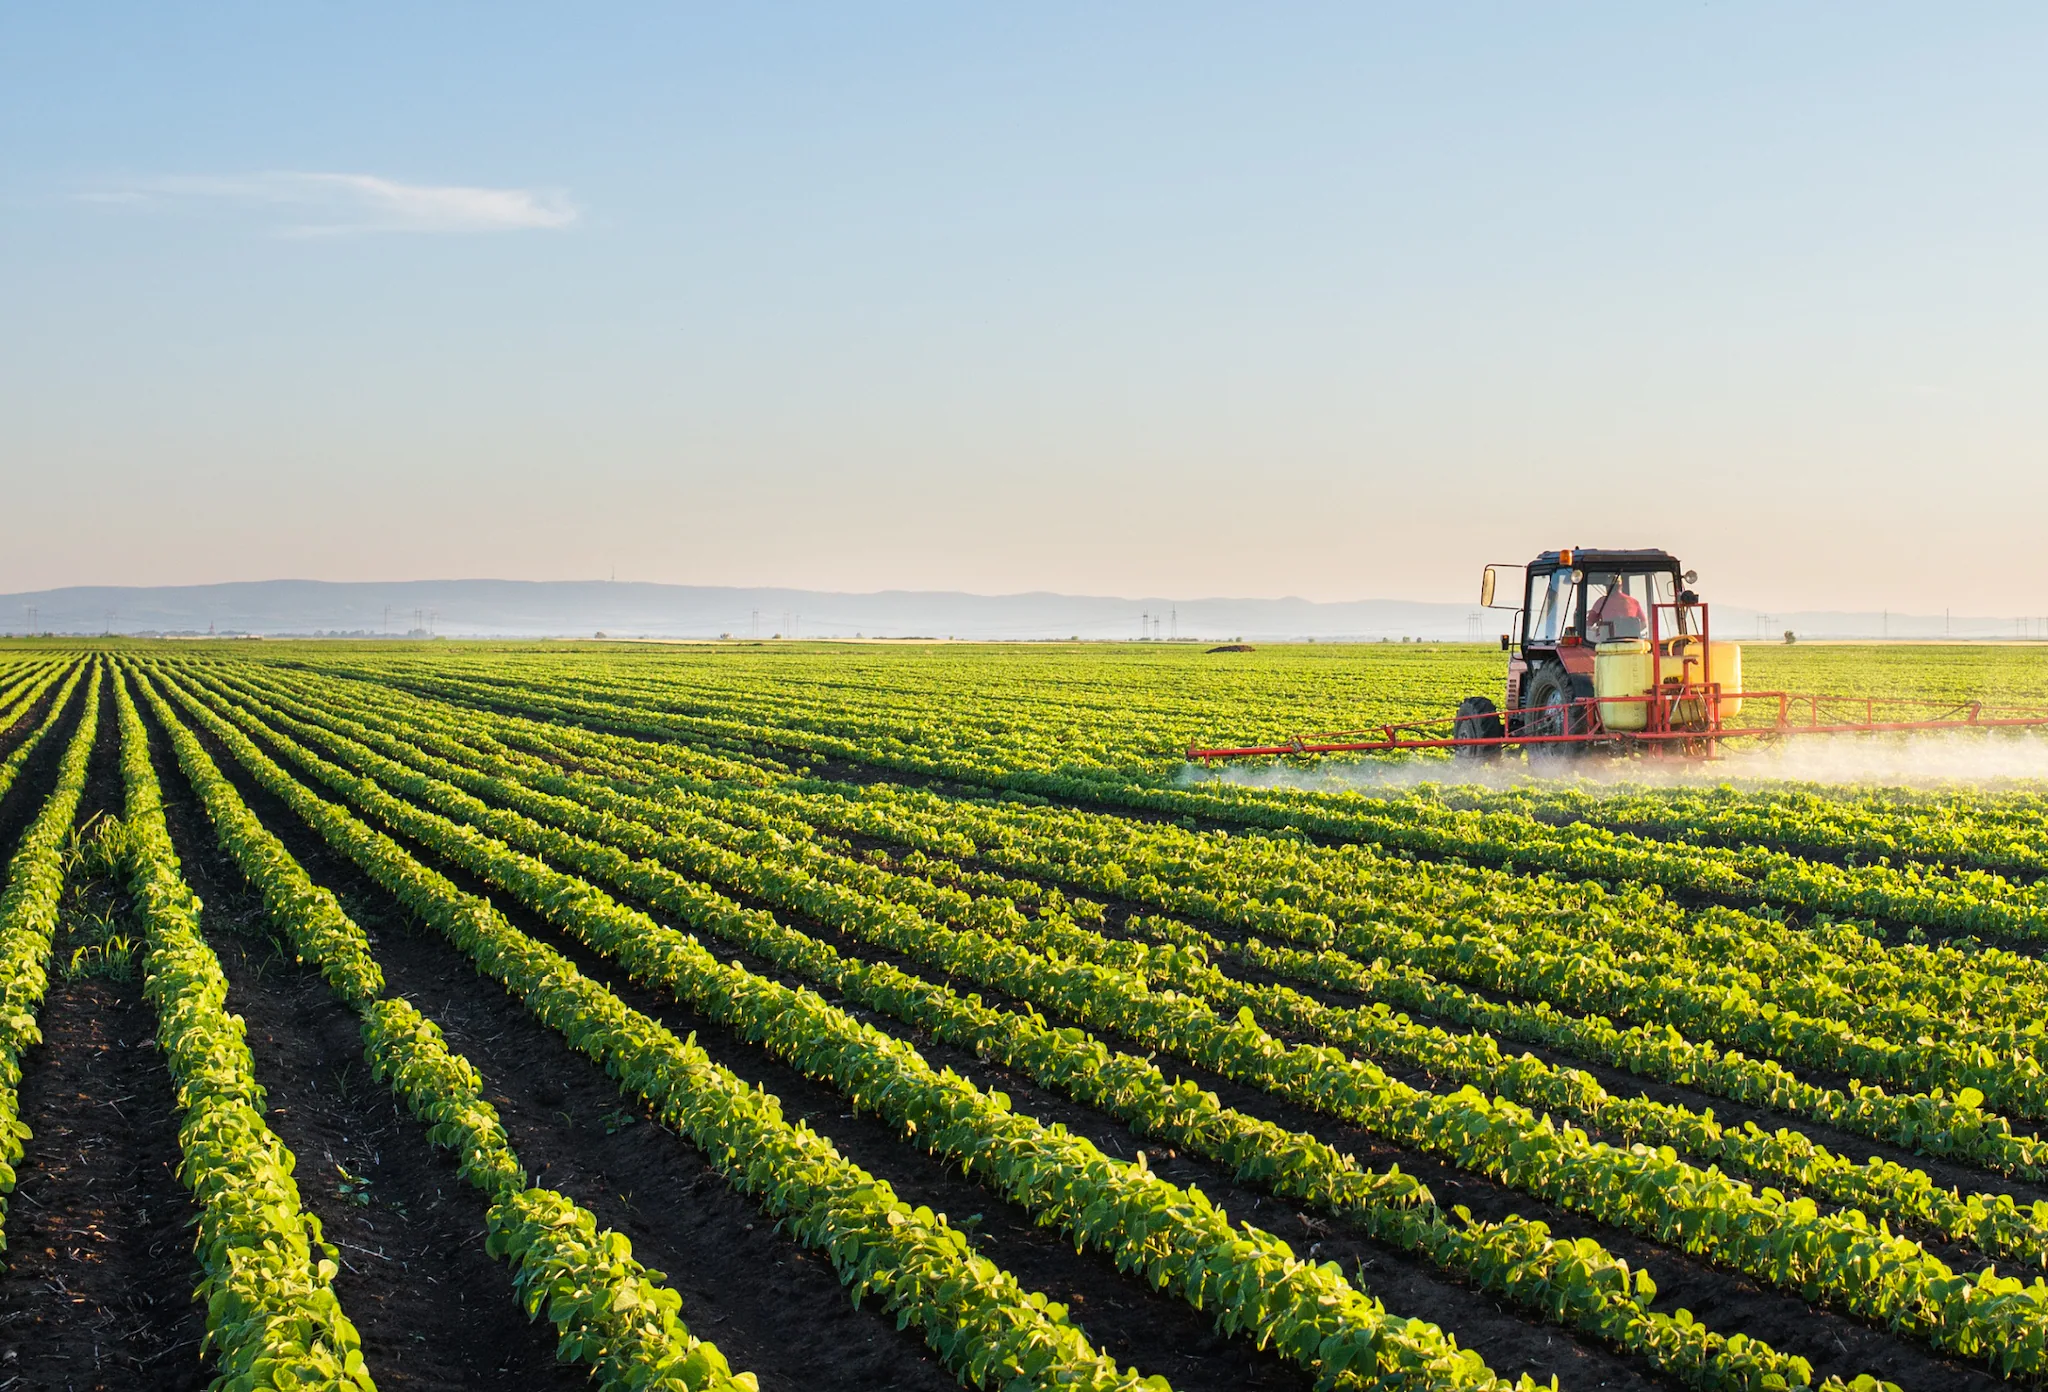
[4,5,2045,618]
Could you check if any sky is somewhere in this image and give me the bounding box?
[3,4,2045,615]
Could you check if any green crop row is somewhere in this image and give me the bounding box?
[208,660,1892,1392]
[1142,775,2048,940]
[369,998,761,1392]
[223,661,2048,1186]
[0,657,69,729]
[215,664,2048,1273]
[251,659,2048,1062]
[0,663,96,1244]
[0,661,80,810]
[110,668,378,1392]
[128,664,762,1392]
[162,666,2048,1380]
[1401,781,2048,880]
[156,664,1543,1392]
[152,668,1188,1392]
[287,651,2048,944]
[0,656,64,715]
[757,776,2048,1122]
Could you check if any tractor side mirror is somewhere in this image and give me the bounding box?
[1479,567,1496,608]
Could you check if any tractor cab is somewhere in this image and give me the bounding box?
[1465,547,1703,746]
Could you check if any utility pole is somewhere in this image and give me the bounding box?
[1171,607,1177,641]
[429,609,438,637]
[383,605,391,636]
[750,610,760,640]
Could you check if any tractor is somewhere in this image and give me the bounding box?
[1453,546,1730,759]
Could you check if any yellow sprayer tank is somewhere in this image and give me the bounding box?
[1594,640,1654,730]
[1598,637,1743,731]
[1664,637,1743,725]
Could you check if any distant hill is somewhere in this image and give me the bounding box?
[0,578,2018,642]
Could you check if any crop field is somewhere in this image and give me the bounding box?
[2,640,2048,1392]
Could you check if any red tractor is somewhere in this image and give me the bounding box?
[1453,546,1726,759]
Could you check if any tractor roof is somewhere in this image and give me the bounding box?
[1530,548,1679,572]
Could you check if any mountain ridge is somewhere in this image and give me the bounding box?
[0,578,2017,641]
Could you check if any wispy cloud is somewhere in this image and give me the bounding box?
[85,171,579,235]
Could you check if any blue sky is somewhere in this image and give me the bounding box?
[4,5,2045,613]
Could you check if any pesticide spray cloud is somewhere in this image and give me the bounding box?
[1180,729,2048,797]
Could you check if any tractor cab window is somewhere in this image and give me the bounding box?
[1586,571,1676,641]
[1528,569,1581,644]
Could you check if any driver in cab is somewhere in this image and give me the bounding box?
[1586,574,1644,640]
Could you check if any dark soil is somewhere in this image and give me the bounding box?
[574,814,2006,1392]
[166,694,966,1392]
[578,872,1668,1392]
[282,802,1321,1391]
[133,674,586,1392]
[0,974,212,1392]
[331,691,2013,1392]
[0,675,210,1391]
[184,678,1662,1386]
[1086,1016,2005,1392]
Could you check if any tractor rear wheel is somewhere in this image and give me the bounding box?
[1453,696,1504,760]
